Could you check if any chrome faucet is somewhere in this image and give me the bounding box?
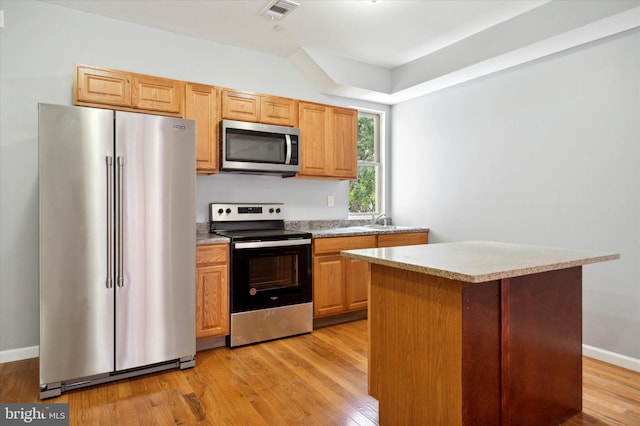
[371,213,389,226]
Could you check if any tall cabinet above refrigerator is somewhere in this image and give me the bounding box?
[39,103,196,398]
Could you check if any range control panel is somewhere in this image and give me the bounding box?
[210,203,285,222]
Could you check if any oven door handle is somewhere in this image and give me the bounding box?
[234,239,311,250]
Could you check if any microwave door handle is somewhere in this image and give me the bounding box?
[284,134,292,165]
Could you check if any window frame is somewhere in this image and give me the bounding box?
[349,109,385,217]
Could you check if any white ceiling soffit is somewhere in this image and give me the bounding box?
[41,0,640,105]
[291,2,640,104]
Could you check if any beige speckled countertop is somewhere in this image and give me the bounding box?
[196,233,230,245]
[196,224,429,245]
[307,226,428,238]
[342,241,619,283]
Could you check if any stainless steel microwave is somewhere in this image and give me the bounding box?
[221,119,300,176]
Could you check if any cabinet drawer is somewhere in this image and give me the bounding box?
[377,232,428,248]
[196,244,229,265]
[314,235,377,255]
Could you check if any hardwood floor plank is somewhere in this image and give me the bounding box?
[1,320,639,425]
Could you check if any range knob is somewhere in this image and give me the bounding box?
[217,208,224,215]
[276,208,281,214]
[225,208,232,214]
[269,208,275,213]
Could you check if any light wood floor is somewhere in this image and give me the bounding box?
[1,319,639,425]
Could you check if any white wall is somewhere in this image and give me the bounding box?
[391,29,640,359]
[0,0,388,356]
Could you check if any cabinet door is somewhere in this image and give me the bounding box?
[345,258,370,311]
[330,107,358,179]
[261,96,298,126]
[313,254,345,317]
[298,102,329,177]
[185,83,219,174]
[196,264,229,338]
[377,232,429,248]
[221,89,259,122]
[132,75,184,116]
[75,65,131,108]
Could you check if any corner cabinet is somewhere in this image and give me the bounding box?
[196,244,230,338]
[74,64,184,116]
[312,232,429,318]
[185,83,220,174]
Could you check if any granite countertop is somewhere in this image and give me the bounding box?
[196,233,230,245]
[307,225,428,238]
[342,241,619,283]
[196,220,429,245]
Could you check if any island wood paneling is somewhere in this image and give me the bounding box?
[368,263,585,425]
[368,264,463,425]
[502,267,583,425]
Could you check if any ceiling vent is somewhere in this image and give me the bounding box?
[261,0,300,20]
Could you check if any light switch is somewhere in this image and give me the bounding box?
[327,195,334,207]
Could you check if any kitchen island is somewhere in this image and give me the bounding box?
[342,241,619,426]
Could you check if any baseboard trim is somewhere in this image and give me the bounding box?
[1,342,639,373]
[0,345,38,363]
[583,344,640,373]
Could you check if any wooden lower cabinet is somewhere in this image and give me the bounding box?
[377,231,429,247]
[312,232,428,318]
[196,244,229,338]
[313,235,376,318]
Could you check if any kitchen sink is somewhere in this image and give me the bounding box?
[366,224,398,230]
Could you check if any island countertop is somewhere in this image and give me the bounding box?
[342,240,619,283]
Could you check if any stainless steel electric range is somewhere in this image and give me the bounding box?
[210,203,313,347]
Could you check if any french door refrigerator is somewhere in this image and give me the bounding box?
[39,103,196,399]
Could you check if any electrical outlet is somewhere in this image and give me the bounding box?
[327,195,334,207]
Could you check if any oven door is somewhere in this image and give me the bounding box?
[230,239,312,313]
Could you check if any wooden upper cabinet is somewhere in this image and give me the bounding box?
[298,102,357,179]
[73,64,184,116]
[221,89,298,127]
[221,89,259,122]
[132,74,184,115]
[298,102,329,177]
[261,95,298,126]
[185,83,220,174]
[330,107,358,179]
[75,65,131,108]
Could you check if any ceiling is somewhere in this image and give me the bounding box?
[44,0,640,104]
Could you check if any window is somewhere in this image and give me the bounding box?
[349,111,382,214]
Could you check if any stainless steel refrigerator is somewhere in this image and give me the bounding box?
[38,103,196,399]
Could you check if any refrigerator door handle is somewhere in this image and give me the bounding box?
[116,156,125,288]
[106,156,114,288]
